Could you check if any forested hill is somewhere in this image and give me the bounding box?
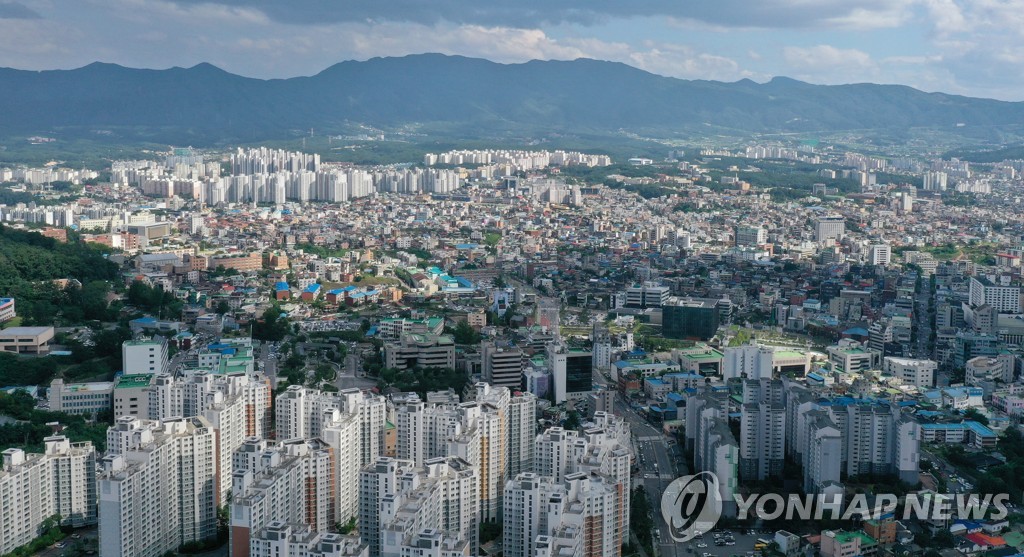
[1,54,1023,142]
[0,226,119,325]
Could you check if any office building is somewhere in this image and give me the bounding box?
[814,216,845,243]
[868,243,891,265]
[481,341,524,389]
[48,378,114,415]
[622,282,671,308]
[735,226,767,246]
[383,334,456,371]
[548,344,593,403]
[0,326,54,354]
[883,357,936,388]
[99,417,218,557]
[662,297,721,340]
[112,374,153,418]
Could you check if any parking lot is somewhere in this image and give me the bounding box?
[670,528,773,557]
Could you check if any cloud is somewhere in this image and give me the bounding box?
[0,1,41,19]
[164,0,916,30]
[783,45,875,71]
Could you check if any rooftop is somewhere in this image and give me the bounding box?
[115,374,154,389]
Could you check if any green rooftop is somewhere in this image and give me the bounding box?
[115,374,154,389]
[833,531,877,546]
[679,349,723,362]
[775,350,806,359]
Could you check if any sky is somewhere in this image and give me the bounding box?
[0,0,1022,100]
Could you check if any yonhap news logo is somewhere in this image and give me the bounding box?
[660,470,1010,542]
[661,472,723,542]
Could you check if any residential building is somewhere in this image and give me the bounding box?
[230,438,337,557]
[99,417,218,557]
[0,437,98,554]
[969,276,1021,314]
[249,522,367,557]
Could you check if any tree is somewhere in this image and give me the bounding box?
[452,319,481,345]
[215,300,231,315]
[252,306,289,342]
[963,408,989,426]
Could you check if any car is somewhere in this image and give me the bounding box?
[698,543,707,548]
[55,542,66,548]
[71,534,81,539]
[726,542,736,546]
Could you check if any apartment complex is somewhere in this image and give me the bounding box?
[0,437,97,554]
[98,417,218,557]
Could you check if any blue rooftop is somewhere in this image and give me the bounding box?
[275,282,289,291]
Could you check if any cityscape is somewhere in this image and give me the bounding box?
[3,3,1024,557]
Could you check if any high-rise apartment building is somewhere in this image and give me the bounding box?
[359,456,479,557]
[230,438,337,557]
[0,436,98,554]
[99,417,218,557]
[147,371,270,503]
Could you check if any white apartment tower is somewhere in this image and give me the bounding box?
[0,437,98,554]
[98,417,218,557]
[230,438,338,557]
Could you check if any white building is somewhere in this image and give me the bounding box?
[868,244,891,266]
[122,338,169,375]
[48,378,114,415]
[359,456,480,557]
[503,471,626,557]
[98,417,217,557]
[884,357,937,388]
[814,216,845,243]
[0,437,98,554]
[230,438,337,556]
[969,276,1021,314]
[249,522,367,557]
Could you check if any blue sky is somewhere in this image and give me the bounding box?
[1,0,1021,100]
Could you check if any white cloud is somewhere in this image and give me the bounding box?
[783,45,875,72]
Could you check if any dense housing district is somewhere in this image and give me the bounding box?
[0,144,1023,557]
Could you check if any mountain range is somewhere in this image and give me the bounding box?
[1,53,1023,144]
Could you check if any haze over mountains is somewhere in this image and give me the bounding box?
[1,53,1023,144]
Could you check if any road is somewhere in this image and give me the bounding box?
[257,340,278,386]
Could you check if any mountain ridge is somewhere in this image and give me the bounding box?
[0,53,1022,144]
